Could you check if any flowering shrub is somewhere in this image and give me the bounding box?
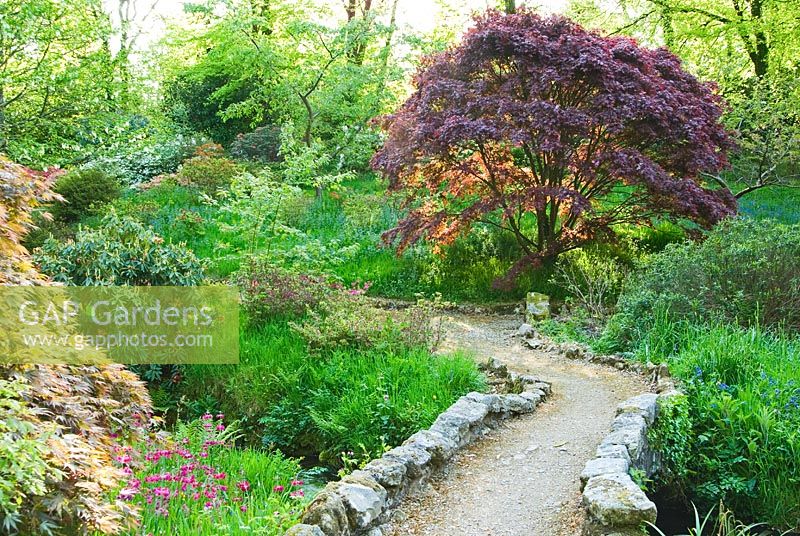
[234,260,338,323]
[114,415,306,535]
[88,132,205,185]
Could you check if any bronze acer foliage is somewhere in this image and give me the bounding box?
[1,154,152,534]
[0,155,63,285]
[372,10,736,281]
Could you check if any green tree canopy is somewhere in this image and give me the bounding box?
[0,0,126,165]
[157,0,405,170]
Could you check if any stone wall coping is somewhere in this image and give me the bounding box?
[581,389,682,536]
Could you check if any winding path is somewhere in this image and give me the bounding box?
[384,314,648,536]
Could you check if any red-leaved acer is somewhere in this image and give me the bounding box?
[372,10,736,281]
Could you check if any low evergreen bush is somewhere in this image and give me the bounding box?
[34,213,206,286]
[51,168,121,223]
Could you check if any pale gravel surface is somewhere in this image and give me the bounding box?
[383,314,649,536]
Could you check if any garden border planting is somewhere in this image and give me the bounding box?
[287,359,552,536]
[580,387,682,535]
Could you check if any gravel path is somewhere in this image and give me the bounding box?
[384,314,648,536]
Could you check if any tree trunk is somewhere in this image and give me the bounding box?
[749,0,769,78]
[660,5,674,48]
[0,84,6,153]
[298,93,324,198]
[345,0,357,20]
[345,0,373,66]
[376,0,399,90]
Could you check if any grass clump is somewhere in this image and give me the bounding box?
[177,322,485,467]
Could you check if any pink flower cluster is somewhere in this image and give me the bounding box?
[112,415,306,521]
[272,479,304,499]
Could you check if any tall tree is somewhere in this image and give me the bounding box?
[569,0,799,82]
[648,0,772,78]
[161,0,402,170]
[0,0,118,165]
[112,0,161,91]
[343,0,375,65]
[568,0,800,196]
[373,10,736,281]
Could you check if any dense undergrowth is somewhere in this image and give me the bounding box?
[10,149,491,534]
[32,173,549,303]
[591,219,800,533]
[4,1,800,535]
[12,134,800,535]
[170,322,485,466]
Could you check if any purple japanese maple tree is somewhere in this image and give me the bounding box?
[372,10,736,280]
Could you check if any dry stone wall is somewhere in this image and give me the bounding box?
[581,390,682,536]
[287,361,552,536]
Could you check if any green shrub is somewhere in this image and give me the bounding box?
[607,218,800,350]
[176,143,243,194]
[51,168,121,223]
[0,379,58,528]
[291,293,445,353]
[550,248,628,319]
[22,216,74,252]
[648,394,692,491]
[218,169,304,253]
[178,323,485,465]
[272,239,362,272]
[34,213,206,286]
[230,126,282,163]
[340,192,400,235]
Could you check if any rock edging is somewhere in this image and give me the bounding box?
[288,365,552,536]
[515,321,682,535]
[580,390,681,536]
